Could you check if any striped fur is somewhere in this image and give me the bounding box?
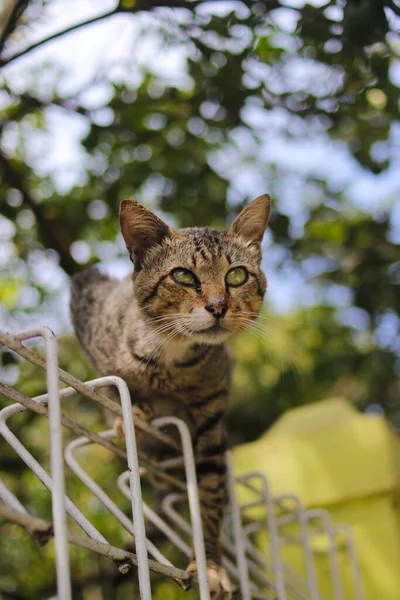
[70,195,270,599]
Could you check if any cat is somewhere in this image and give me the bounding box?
[70,194,270,599]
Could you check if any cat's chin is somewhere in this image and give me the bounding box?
[190,326,231,345]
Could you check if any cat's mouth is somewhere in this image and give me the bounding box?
[195,322,227,335]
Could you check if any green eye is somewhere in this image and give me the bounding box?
[171,268,196,287]
[226,267,248,287]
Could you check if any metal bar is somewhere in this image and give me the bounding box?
[8,327,72,600]
[306,510,344,600]
[137,453,187,492]
[271,494,320,600]
[90,376,152,600]
[0,504,192,584]
[153,416,211,600]
[0,382,127,458]
[142,483,268,597]
[0,478,28,514]
[34,382,187,491]
[239,473,287,600]
[226,452,252,600]
[161,492,192,533]
[0,402,130,574]
[237,476,265,496]
[241,499,268,511]
[244,534,313,600]
[239,488,321,600]
[0,479,48,544]
[65,432,173,568]
[0,328,365,600]
[238,487,313,598]
[0,330,180,452]
[332,525,365,600]
[161,492,274,598]
[118,471,192,557]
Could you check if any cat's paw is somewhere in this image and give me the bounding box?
[113,404,153,438]
[186,560,234,600]
[113,415,125,437]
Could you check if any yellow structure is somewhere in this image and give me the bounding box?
[233,398,400,600]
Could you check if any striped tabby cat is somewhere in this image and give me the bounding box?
[70,194,270,599]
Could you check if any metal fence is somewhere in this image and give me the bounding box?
[0,327,365,600]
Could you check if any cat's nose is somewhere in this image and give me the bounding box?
[205,298,228,319]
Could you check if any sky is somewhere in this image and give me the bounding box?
[1,0,400,332]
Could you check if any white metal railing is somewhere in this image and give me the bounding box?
[0,327,365,600]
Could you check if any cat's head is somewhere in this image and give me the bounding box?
[120,195,270,345]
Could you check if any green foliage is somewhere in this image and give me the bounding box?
[1,0,400,598]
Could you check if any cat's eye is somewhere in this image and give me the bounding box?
[225,267,248,287]
[171,268,197,287]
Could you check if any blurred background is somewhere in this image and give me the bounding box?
[0,0,400,598]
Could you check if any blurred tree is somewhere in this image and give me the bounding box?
[1,0,400,598]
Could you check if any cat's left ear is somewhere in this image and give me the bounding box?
[228,194,271,244]
[120,199,174,268]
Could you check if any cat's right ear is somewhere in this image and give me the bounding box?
[228,194,271,245]
[120,199,173,268]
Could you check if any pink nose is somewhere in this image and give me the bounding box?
[205,298,228,319]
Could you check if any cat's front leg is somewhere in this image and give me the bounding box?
[187,414,234,599]
[186,559,234,600]
[113,403,154,437]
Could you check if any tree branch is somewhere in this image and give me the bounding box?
[387,0,400,17]
[0,504,192,587]
[0,0,29,55]
[0,382,127,459]
[0,8,120,68]
[1,568,127,600]
[0,588,30,600]
[0,0,269,68]
[0,152,81,276]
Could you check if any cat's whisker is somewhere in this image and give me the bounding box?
[138,328,182,375]
[240,324,269,345]
[130,337,178,375]
[247,325,271,339]
[134,320,184,347]
[237,318,300,376]
[235,320,284,369]
[146,315,191,331]
[149,313,188,321]
[239,311,275,323]
[140,323,178,341]
[140,323,186,366]
[124,323,181,380]
[236,317,270,336]
[143,313,189,326]
[240,310,301,329]
[245,320,301,374]
[236,319,280,350]
[129,317,193,371]
[240,311,299,373]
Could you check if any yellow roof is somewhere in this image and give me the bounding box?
[233,398,400,507]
